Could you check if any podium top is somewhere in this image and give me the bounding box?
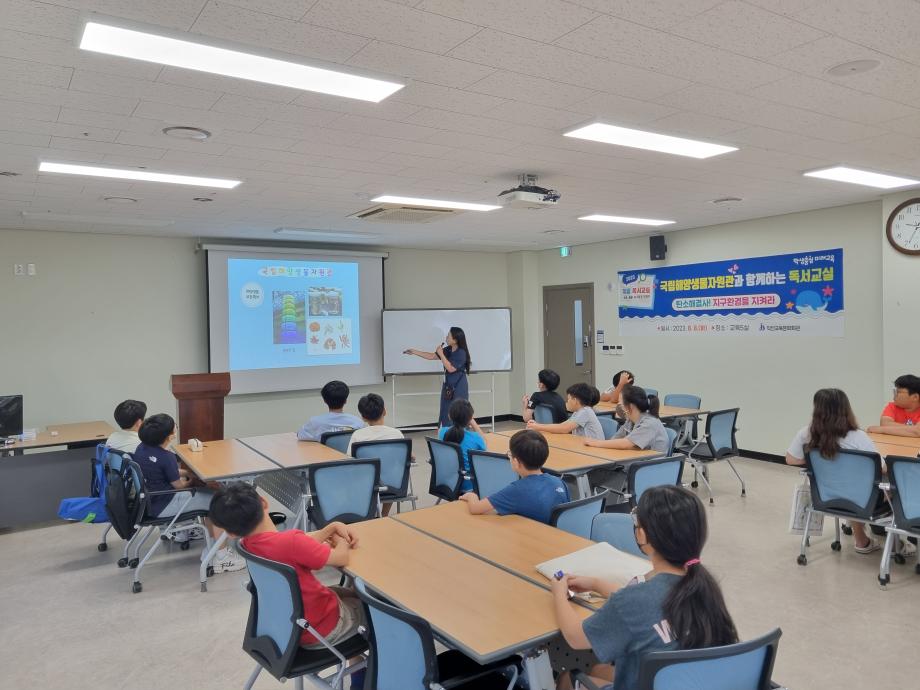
[170,373,231,399]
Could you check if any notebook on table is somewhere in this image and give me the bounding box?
[536,542,648,585]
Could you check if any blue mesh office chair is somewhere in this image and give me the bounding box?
[95,445,128,554]
[605,455,684,513]
[677,408,742,504]
[877,455,920,586]
[320,430,356,454]
[550,491,608,539]
[308,458,381,528]
[425,437,466,503]
[590,513,647,559]
[665,427,679,455]
[533,404,556,424]
[663,393,701,445]
[598,415,619,440]
[352,439,417,513]
[354,578,519,690]
[469,450,518,498]
[643,387,659,398]
[798,448,888,568]
[238,541,368,690]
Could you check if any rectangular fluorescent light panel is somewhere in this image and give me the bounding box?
[80,21,404,103]
[39,162,241,188]
[565,123,737,159]
[372,195,501,211]
[579,214,674,226]
[274,228,379,241]
[803,166,920,189]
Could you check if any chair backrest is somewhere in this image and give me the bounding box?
[643,387,659,398]
[469,450,518,497]
[662,394,701,409]
[598,415,619,440]
[664,427,678,456]
[628,456,684,505]
[805,448,882,518]
[636,628,782,690]
[550,491,608,539]
[307,458,380,527]
[352,439,412,499]
[320,430,355,453]
[104,458,145,539]
[425,437,464,501]
[354,578,439,690]
[237,540,303,680]
[884,455,920,533]
[533,404,556,424]
[705,408,739,458]
[590,513,648,559]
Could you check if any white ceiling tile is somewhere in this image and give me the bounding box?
[133,101,264,132]
[0,97,60,122]
[218,0,315,20]
[0,115,119,142]
[41,0,209,30]
[0,0,81,41]
[744,0,825,14]
[159,150,267,172]
[352,135,455,158]
[191,0,370,63]
[373,151,463,172]
[465,71,595,110]
[155,67,302,104]
[565,92,678,126]
[0,130,51,147]
[287,140,391,162]
[566,0,723,30]
[114,130,232,156]
[672,1,825,59]
[793,116,888,144]
[391,81,505,115]
[848,133,920,165]
[882,113,920,138]
[252,122,358,146]
[303,0,480,54]
[748,74,919,124]
[448,29,689,100]
[481,101,588,131]
[0,56,73,89]
[554,14,791,91]
[420,130,520,154]
[405,108,516,136]
[210,94,342,127]
[49,136,166,160]
[417,0,598,42]
[347,40,496,88]
[646,111,748,137]
[326,113,441,141]
[726,126,852,159]
[69,70,221,110]
[292,91,423,121]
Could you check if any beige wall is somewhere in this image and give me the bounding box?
[524,202,885,453]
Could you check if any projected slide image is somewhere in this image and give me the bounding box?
[273,291,306,344]
[307,318,353,355]
[309,287,343,316]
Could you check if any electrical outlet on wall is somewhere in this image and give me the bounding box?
[27,263,35,276]
[13,264,24,276]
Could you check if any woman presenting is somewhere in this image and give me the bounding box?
[404,326,472,426]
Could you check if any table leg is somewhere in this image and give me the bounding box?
[521,647,554,690]
[575,474,591,499]
[199,531,227,592]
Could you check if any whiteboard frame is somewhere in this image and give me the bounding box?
[381,307,513,376]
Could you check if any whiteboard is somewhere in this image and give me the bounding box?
[383,308,512,375]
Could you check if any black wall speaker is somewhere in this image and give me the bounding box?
[650,235,667,261]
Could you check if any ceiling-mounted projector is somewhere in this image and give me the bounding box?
[498,173,560,209]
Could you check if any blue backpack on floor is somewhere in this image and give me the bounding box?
[58,445,127,524]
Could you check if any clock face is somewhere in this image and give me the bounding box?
[887,198,920,255]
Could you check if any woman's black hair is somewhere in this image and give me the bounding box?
[138,413,176,446]
[444,398,474,444]
[449,326,472,374]
[622,384,660,418]
[637,485,738,650]
[808,388,858,459]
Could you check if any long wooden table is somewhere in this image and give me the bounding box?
[874,441,920,459]
[346,517,589,687]
[0,420,116,528]
[869,432,920,450]
[174,438,279,481]
[237,432,348,468]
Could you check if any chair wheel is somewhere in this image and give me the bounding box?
[797,555,807,566]
[831,541,841,551]
[180,540,191,551]
[117,557,128,568]
[97,543,108,552]
[206,565,214,577]
[709,497,714,504]
[691,481,699,488]
[894,553,906,565]
[741,490,746,497]
[132,582,142,594]
[160,535,169,541]
[879,575,889,587]
[842,524,853,536]
[128,558,139,568]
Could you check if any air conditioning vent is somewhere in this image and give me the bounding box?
[349,205,461,224]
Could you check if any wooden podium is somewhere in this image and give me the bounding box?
[170,373,231,443]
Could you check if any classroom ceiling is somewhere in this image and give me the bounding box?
[1,0,920,251]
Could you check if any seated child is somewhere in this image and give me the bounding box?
[527,383,604,440]
[585,385,670,454]
[347,393,407,516]
[134,413,244,572]
[106,399,146,453]
[438,398,486,493]
[209,483,365,652]
[867,374,920,438]
[522,369,569,424]
[551,485,738,690]
[599,370,634,404]
[460,429,569,524]
[297,380,365,441]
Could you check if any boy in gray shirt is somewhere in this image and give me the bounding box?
[527,382,604,441]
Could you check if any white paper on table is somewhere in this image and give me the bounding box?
[536,542,647,585]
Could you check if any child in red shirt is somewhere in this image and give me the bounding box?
[209,483,363,648]
[868,374,920,439]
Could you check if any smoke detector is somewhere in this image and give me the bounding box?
[162,126,211,141]
[498,173,561,209]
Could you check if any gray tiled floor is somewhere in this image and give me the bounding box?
[1,426,917,690]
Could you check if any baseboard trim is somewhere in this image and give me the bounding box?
[398,413,518,433]
[740,449,785,464]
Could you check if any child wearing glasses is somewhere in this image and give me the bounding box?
[460,429,569,524]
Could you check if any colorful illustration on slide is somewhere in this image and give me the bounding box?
[309,287,343,316]
[273,291,306,344]
[307,318,353,355]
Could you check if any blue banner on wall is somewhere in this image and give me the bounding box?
[618,248,844,337]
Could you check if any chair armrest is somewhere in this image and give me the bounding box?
[146,487,197,496]
[296,618,348,666]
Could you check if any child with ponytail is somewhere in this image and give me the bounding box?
[438,398,486,492]
[585,384,669,454]
[551,485,738,690]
